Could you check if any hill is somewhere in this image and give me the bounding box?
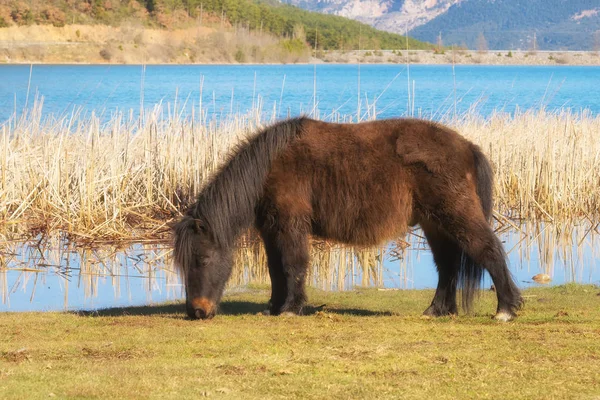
[0,0,432,51]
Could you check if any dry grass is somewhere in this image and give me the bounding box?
[0,285,599,399]
[1,105,599,240]
[455,110,600,222]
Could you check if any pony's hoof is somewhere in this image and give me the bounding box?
[281,311,298,317]
[494,311,515,322]
[423,305,457,318]
[422,306,437,317]
[259,309,270,316]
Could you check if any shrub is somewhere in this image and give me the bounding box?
[506,51,513,57]
[134,33,144,45]
[99,48,113,61]
[0,6,11,27]
[280,38,307,55]
[11,3,34,26]
[41,6,66,27]
[553,55,568,64]
[250,45,261,61]
[234,48,246,63]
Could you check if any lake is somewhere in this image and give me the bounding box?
[2,64,600,121]
[1,222,598,312]
[1,63,600,312]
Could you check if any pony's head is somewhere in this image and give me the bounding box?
[173,216,233,320]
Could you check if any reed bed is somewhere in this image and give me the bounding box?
[1,104,599,294]
[456,110,600,223]
[1,105,599,238]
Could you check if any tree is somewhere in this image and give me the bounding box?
[476,32,488,53]
[293,23,305,42]
[529,31,538,53]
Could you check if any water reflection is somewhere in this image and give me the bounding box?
[383,222,600,290]
[1,222,599,312]
[0,237,181,312]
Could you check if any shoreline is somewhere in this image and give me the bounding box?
[2,52,600,67]
[2,58,598,67]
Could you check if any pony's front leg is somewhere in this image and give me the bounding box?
[278,228,309,315]
[260,227,308,315]
[259,229,287,315]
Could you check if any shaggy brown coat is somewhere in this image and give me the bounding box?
[174,117,522,321]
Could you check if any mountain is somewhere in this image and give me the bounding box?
[283,0,460,32]
[284,0,600,50]
[410,0,600,50]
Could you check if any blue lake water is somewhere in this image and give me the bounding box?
[1,64,600,121]
[1,224,598,312]
[1,63,600,312]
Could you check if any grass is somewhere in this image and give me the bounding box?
[0,284,599,399]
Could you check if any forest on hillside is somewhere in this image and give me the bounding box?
[0,0,432,50]
[409,0,600,50]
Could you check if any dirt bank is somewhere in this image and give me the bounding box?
[1,25,599,65]
[0,24,310,64]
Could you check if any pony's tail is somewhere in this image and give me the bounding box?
[471,144,494,222]
[173,215,200,278]
[459,144,495,312]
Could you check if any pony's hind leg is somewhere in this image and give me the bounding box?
[420,220,460,317]
[436,208,522,320]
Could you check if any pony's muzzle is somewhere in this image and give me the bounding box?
[188,297,216,320]
[194,309,208,319]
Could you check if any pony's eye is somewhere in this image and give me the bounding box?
[194,220,206,233]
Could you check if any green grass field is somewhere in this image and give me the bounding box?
[1,285,599,399]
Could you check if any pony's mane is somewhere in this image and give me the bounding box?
[188,117,307,248]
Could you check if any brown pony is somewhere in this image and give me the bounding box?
[173,117,522,321]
